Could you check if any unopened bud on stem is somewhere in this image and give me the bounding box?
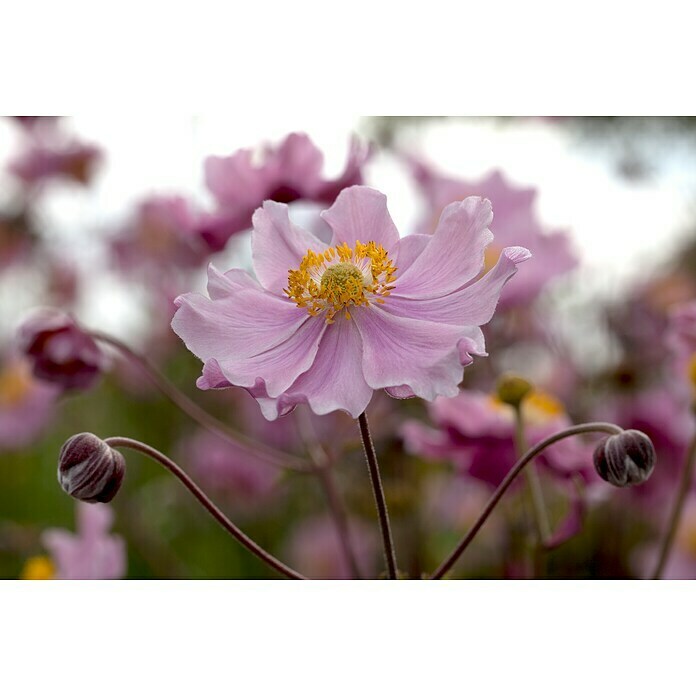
[58,433,125,503]
[593,429,656,488]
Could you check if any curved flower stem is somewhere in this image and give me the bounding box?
[91,330,310,473]
[514,406,551,577]
[358,412,398,579]
[295,410,363,579]
[430,422,623,580]
[651,432,696,579]
[104,436,307,580]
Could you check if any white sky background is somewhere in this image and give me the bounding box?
[1,115,696,344]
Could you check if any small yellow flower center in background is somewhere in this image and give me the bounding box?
[0,362,33,407]
[488,389,565,426]
[20,555,55,580]
[286,241,397,323]
[524,391,565,425]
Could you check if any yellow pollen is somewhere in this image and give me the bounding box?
[285,241,398,323]
[0,362,33,407]
[20,555,55,580]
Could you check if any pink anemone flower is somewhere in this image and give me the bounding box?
[172,186,530,420]
[201,132,371,251]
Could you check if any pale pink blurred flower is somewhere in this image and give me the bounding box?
[42,503,126,580]
[201,133,371,250]
[0,355,57,451]
[409,160,576,308]
[8,139,101,187]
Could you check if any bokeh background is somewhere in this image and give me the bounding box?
[3,116,696,579]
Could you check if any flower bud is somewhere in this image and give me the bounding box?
[58,433,125,503]
[17,308,105,390]
[495,373,533,409]
[593,429,656,488]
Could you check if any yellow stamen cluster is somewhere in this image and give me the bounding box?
[285,241,397,323]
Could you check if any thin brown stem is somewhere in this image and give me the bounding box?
[104,436,307,580]
[652,432,696,579]
[430,422,623,579]
[358,412,398,579]
[91,331,310,473]
[295,410,362,579]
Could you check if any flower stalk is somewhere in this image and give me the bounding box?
[358,412,398,579]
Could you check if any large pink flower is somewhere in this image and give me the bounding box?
[172,186,530,420]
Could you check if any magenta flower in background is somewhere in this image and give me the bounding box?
[172,186,530,420]
[409,160,576,308]
[201,133,371,251]
[0,355,57,451]
[17,308,106,391]
[8,139,102,188]
[42,503,126,580]
[402,389,594,488]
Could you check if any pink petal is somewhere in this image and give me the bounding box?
[387,246,531,326]
[321,186,400,254]
[204,149,267,209]
[172,286,308,364]
[394,234,430,275]
[197,358,233,390]
[206,264,260,300]
[280,317,373,418]
[353,305,473,401]
[395,197,493,300]
[220,314,327,398]
[251,201,327,295]
[271,133,325,193]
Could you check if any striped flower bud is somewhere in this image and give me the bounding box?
[593,429,656,488]
[58,433,125,503]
